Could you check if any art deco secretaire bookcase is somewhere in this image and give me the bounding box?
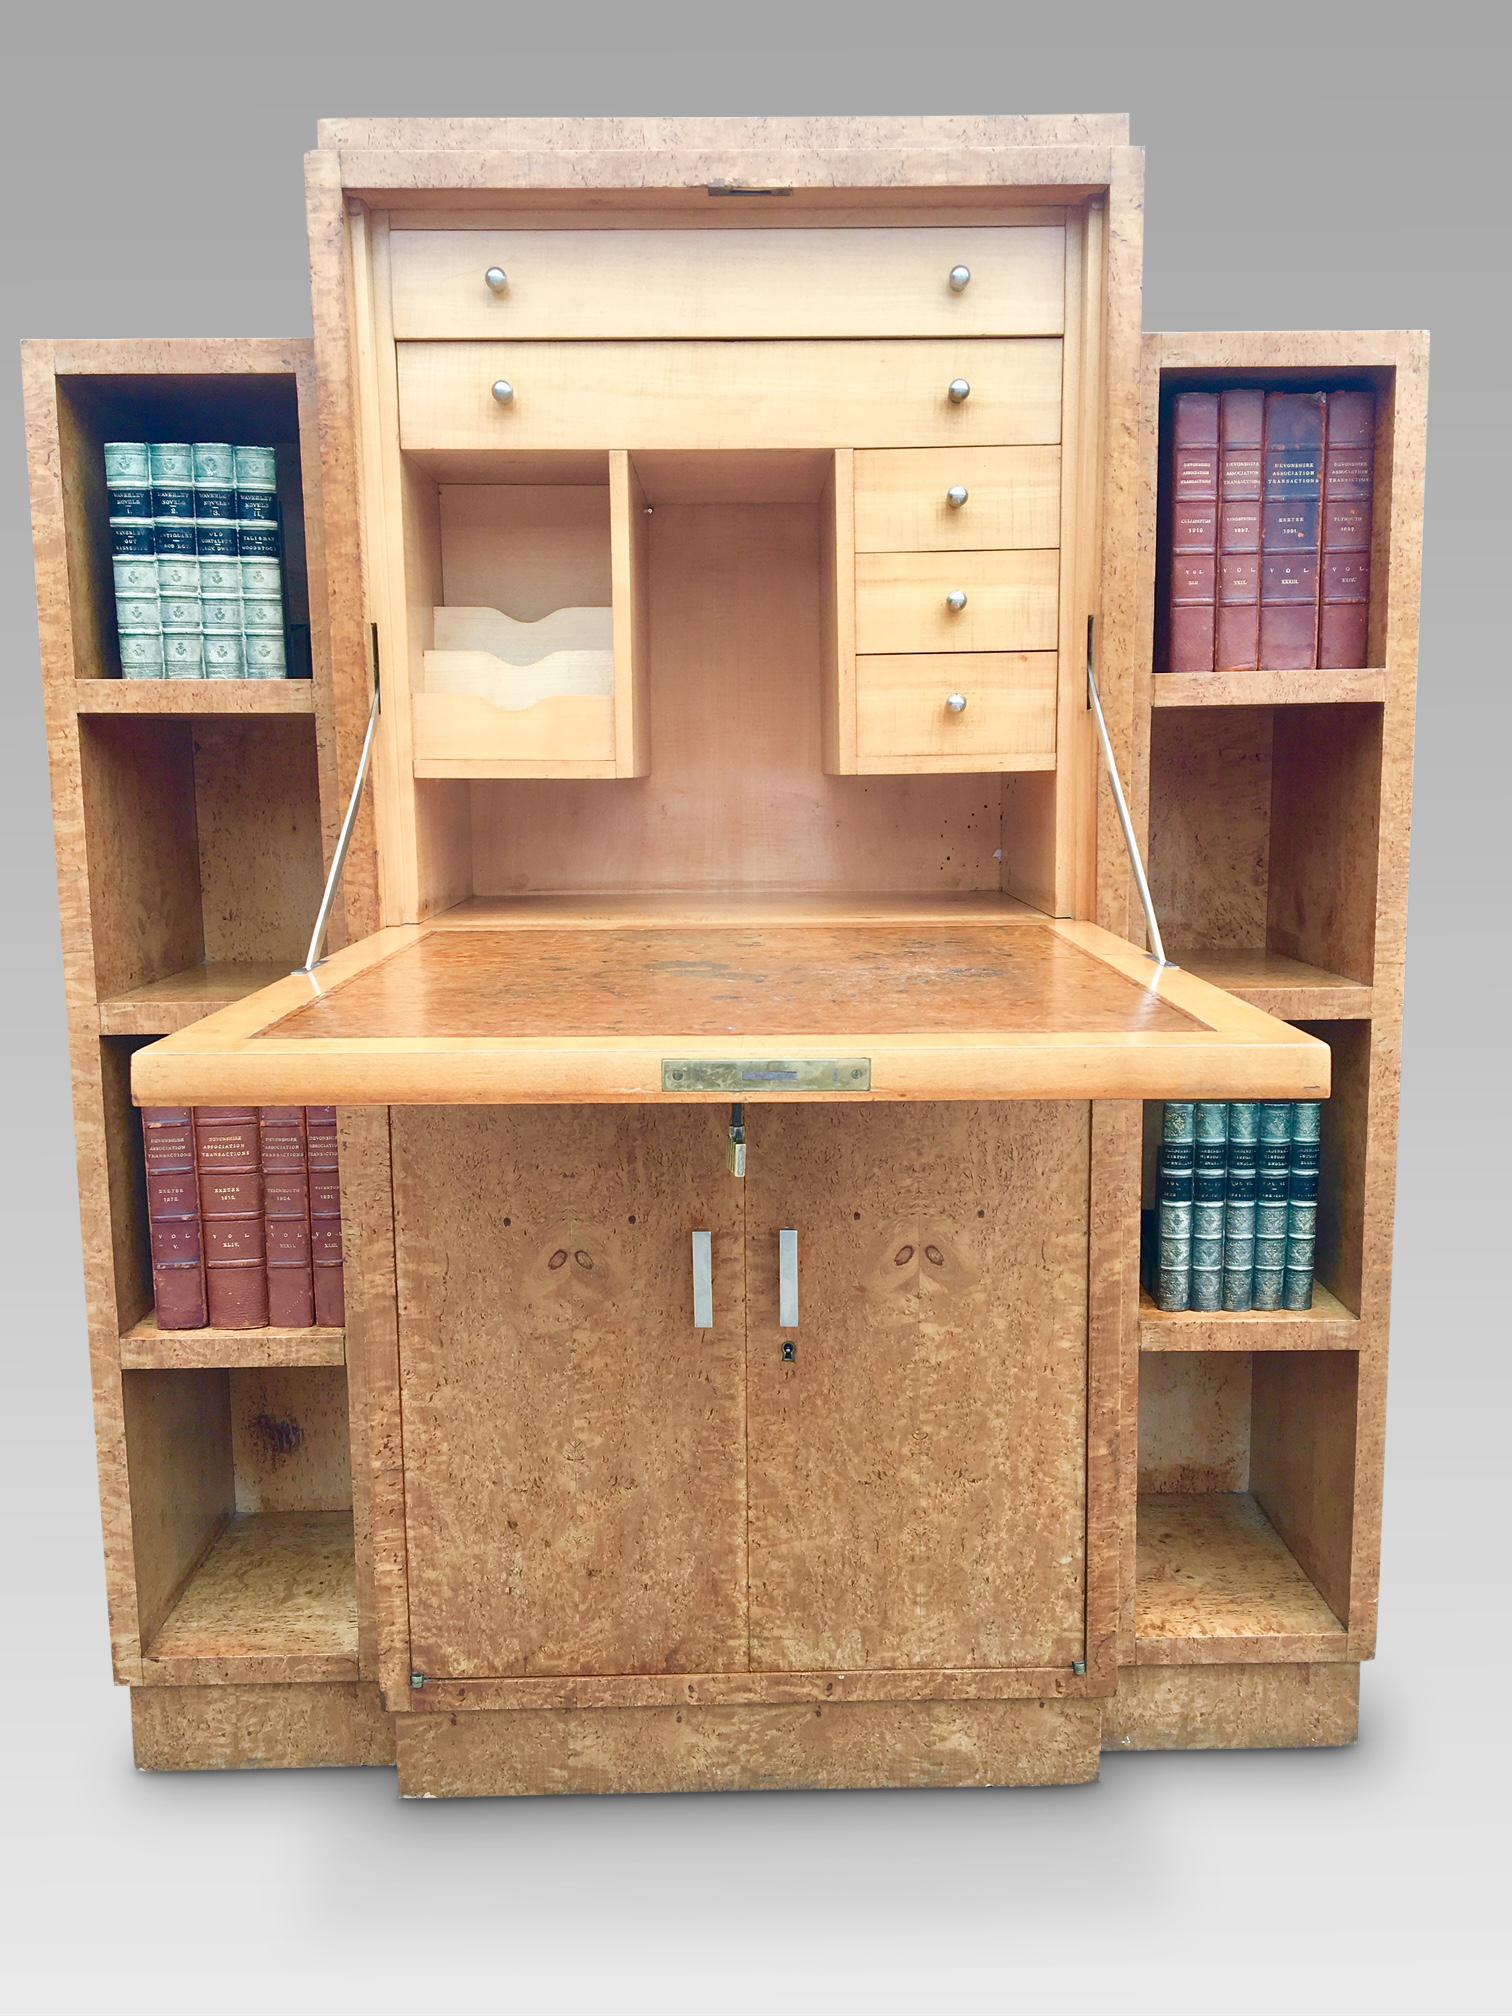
[24,117,1425,1795]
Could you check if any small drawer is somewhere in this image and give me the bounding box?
[854,550,1059,655]
[854,446,1061,552]
[389,226,1066,341]
[855,653,1058,769]
[397,341,1062,455]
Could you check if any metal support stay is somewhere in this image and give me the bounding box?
[301,672,381,975]
[1086,633,1170,969]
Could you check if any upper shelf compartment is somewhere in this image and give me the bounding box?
[129,899,1329,1107]
[388,225,1068,342]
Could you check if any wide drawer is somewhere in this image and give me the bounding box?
[854,549,1060,655]
[390,226,1067,341]
[855,652,1058,769]
[854,446,1061,552]
[397,340,1063,455]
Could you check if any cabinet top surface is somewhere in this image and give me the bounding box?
[130,901,1329,1107]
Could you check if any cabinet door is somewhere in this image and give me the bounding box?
[392,1107,745,1680]
[745,1103,1089,1673]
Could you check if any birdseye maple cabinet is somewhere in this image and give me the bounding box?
[23,117,1424,1796]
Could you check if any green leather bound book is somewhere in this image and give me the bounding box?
[1156,1102,1194,1311]
[1190,1103,1229,1312]
[1284,1101,1322,1309]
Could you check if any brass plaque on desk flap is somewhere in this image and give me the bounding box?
[662,1058,872,1093]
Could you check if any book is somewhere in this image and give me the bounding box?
[1189,1102,1228,1311]
[141,1107,207,1329]
[195,1106,268,1328]
[1259,392,1326,670]
[1250,1102,1293,1309]
[1319,392,1375,668]
[103,442,163,679]
[1215,391,1264,671]
[1284,1100,1321,1310]
[260,1106,316,1328]
[235,445,289,679]
[1155,1101,1195,1310]
[306,1106,345,1326]
[149,443,204,681]
[193,442,241,680]
[1164,394,1220,673]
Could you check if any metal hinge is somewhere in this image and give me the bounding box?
[1072,1659,1087,1677]
[409,1670,426,1690]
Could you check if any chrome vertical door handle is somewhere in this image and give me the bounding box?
[778,1228,799,1329]
[692,1230,713,1330]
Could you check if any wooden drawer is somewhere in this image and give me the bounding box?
[397,341,1062,455]
[854,550,1059,655]
[854,446,1061,552]
[389,226,1066,340]
[855,653,1058,770]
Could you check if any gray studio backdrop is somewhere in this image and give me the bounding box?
[2,8,1506,2014]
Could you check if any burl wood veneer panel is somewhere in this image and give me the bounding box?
[131,1681,395,1771]
[273,924,1197,1041]
[1103,1663,1359,1752]
[396,1698,1101,1797]
[744,1102,1090,1672]
[391,1106,747,1681]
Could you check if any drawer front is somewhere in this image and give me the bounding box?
[390,226,1066,340]
[856,653,1058,768]
[854,550,1060,655]
[397,340,1062,454]
[854,446,1061,552]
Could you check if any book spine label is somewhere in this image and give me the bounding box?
[306,1105,345,1327]
[1164,394,1220,673]
[1319,392,1375,668]
[142,1106,207,1330]
[1216,390,1264,671]
[196,1106,267,1328]
[260,1106,315,1329]
[1259,392,1325,670]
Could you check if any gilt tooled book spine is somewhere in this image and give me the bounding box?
[1216,390,1264,671]
[1164,393,1220,673]
[1284,1100,1322,1311]
[1189,1102,1229,1312]
[1319,392,1375,669]
[306,1106,345,1327]
[1251,1102,1294,1310]
[260,1105,315,1329]
[196,1105,268,1329]
[1155,1101,1195,1311]
[1259,392,1326,670]
[103,442,163,679]
[235,446,289,679]
[142,1106,207,1330]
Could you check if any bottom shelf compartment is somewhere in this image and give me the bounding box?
[1134,1348,1357,1663]
[124,1363,356,1684]
[143,1509,357,1683]
[1136,1492,1345,1662]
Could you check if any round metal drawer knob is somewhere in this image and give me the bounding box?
[491,379,515,405]
[945,589,968,612]
[945,692,968,714]
[946,484,969,508]
[484,266,509,293]
[947,378,971,404]
[949,264,972,293]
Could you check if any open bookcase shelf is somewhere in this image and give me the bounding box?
[1135,1492,1346,1662]
[98,961,297,1038]
[1152,668,1387,709]
[76,679,315,717]
[121,1318,344,1371]
[1165,948,1372,1022]
[141,1509,358,1683]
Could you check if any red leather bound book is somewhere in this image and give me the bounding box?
[142,1107,207,1330]
[196,1106,268,1329]
[1319,390,1375,667]
[1216,389,1264,670]
[260,1106,315,1328]
[1164,392,1220,672]
[1259,391,1326,669]
[306,1106,345,1327]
